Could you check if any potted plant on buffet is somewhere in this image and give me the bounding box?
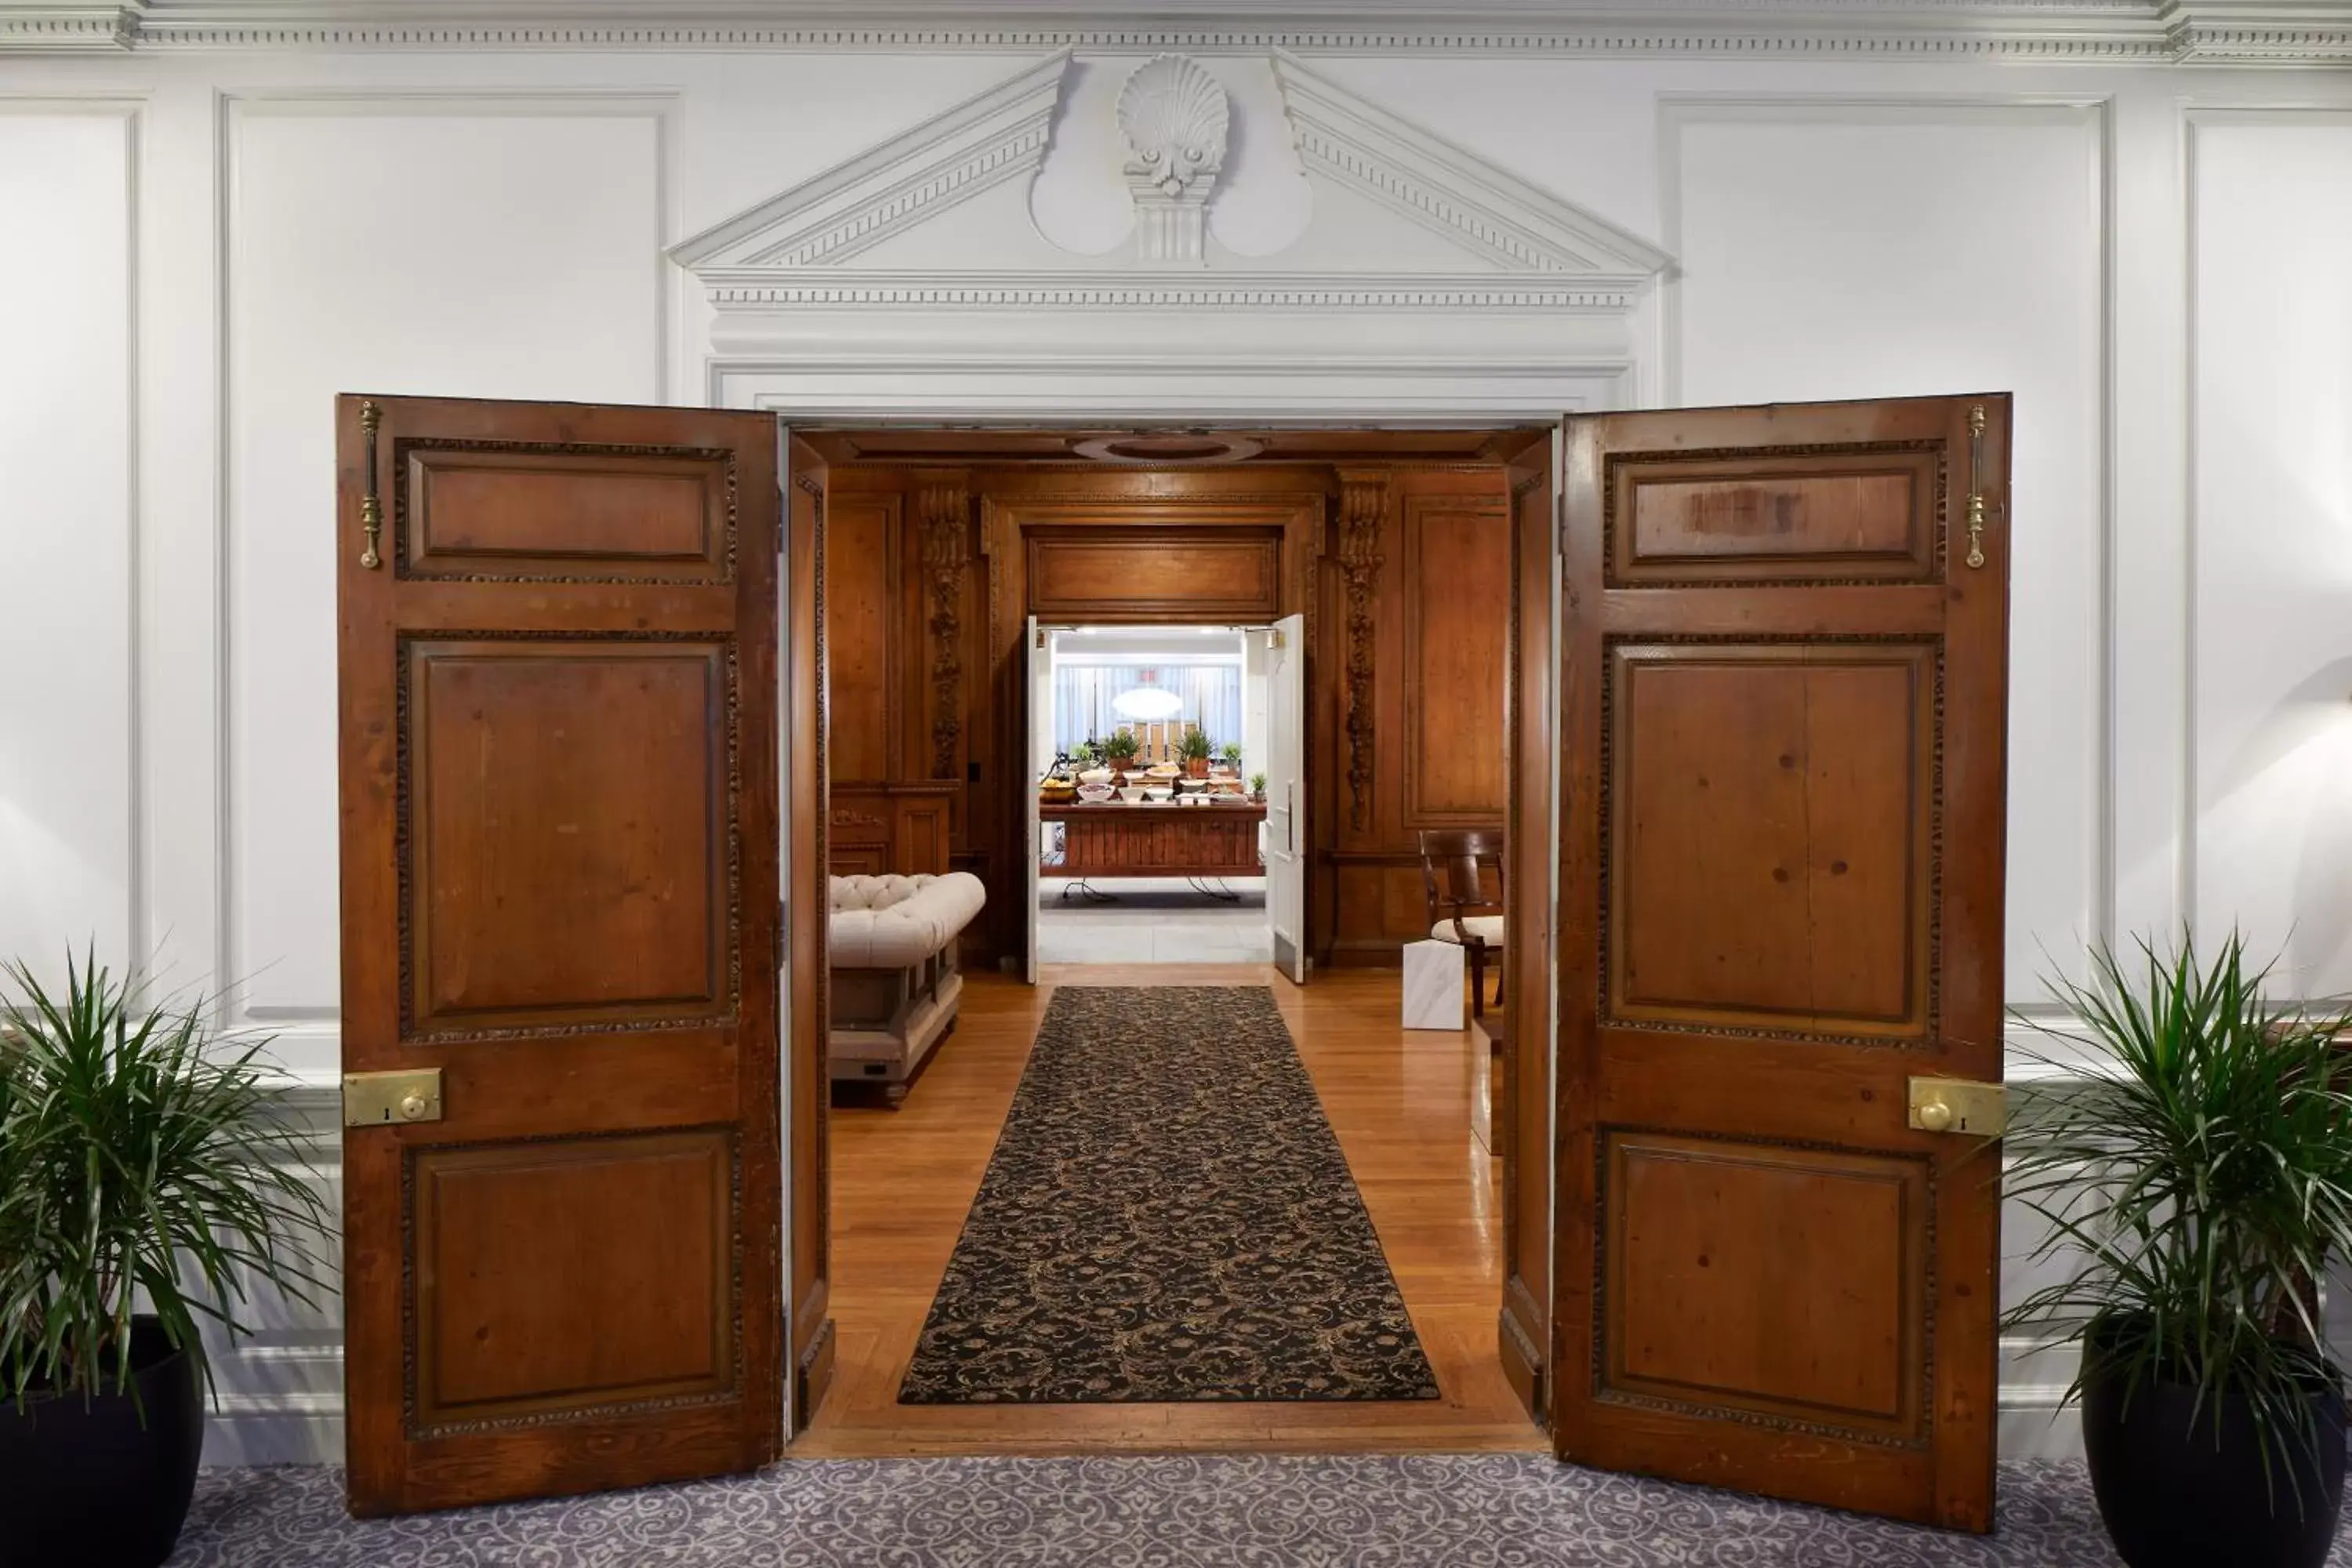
[2003,931,2351,1568]
[0,950,336,1568]
[1177,728,1214,779]
[1219,741,1243,773]
[1249,771,1267,803]
[1102,729,1140,786]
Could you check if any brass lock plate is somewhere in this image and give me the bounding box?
[1907,1075,2005,1137]
[343,1068,443,1127]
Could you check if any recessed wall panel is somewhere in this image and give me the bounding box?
[1675,104,2101,994]
[229,105,664,1016]
[0,113,132,970]
[2190,116,2352,996]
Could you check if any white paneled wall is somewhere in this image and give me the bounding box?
[2188,111,2352,996]
[223,98,670,1070]
[2,45,2350,1468]
[0,105,136,975]
[1670,100,2109,1000]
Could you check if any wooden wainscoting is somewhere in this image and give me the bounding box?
[830,782,956,878]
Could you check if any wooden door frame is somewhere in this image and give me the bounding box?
[778,419,1556,1443]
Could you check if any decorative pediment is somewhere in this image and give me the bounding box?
[670,46,1672,310]
[670,49,1070,274]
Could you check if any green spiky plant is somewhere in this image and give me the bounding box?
[1103,731,1140,765]
[1176,729,1214,763]
[1220,741,1243,768]
[2004,931,2352,1504]
[0,951,336,1416]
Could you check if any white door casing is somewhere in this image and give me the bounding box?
[1265,614,1308,984]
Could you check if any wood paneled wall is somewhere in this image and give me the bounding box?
[1324,469,1514,966]
[822,462,1511,967]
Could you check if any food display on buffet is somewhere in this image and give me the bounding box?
[1039,725,1267,877]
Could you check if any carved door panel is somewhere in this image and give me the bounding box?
[1553,396,2010,1530]
[336,395,786,1513]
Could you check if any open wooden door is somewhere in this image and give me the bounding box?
[1552,394,2010,1530]
[336,395,791,1514]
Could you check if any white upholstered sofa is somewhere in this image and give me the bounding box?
[828,872,987,1104]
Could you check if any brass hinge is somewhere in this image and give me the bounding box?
[343,1067,442,1127]
[1907,1076,2005,1137]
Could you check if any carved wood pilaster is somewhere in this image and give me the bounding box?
[916,479,970,779]
[1335,467,1388,835]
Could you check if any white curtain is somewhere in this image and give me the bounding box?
[1051,662,1243,760]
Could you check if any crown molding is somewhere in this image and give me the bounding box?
[6,1,2351,62]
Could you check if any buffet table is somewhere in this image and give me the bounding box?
[1040,801,1267,879]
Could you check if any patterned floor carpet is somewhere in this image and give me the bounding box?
[168,1455,2352,1566]
[898,985,1439,1403]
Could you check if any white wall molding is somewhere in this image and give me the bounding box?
[9,0,2352,64]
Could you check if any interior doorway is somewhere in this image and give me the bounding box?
[1030,622,1276,968]
[801,424,1537,1455]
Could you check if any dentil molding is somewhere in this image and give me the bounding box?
[5,0,2352,61]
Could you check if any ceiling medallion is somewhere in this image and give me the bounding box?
[1070,433,1266,466]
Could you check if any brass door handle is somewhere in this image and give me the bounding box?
[1907,1076,2004,1136]
[345,1068,443,1127]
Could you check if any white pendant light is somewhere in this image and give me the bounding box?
[1111,670,1183,721]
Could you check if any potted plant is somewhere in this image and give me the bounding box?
[2005,932,2352,1568]
[1102,729,1140,786]
[0,952,335,1568]
[1248,771,1268,803]
[1177,728,1214,779]
[1219,741,1243,774]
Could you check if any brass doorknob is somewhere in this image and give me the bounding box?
[1915,1097,1954,1133]
[398,1092,430,1122]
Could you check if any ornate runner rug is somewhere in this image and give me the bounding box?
[898,985,1439,1403]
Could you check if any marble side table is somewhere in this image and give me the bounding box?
[1401,938,1465,1030]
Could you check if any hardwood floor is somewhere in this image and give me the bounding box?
[794,964,1544,1457]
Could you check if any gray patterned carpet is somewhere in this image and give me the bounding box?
[166,1455,2352,1566]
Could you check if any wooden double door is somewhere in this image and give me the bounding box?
[336,392,2008,1531]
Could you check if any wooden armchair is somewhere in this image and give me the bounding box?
[1417,828,1506,1018]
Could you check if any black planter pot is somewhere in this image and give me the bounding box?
[2083,1322,2347,1568]
[0,1318,205,1568]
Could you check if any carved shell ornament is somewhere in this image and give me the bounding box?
[1118,53,1229,199]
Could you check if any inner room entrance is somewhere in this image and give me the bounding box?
[1031,623,1278,968]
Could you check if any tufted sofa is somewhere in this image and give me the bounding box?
[828,872,987,1104]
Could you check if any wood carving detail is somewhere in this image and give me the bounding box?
[1337,471,1387,833]
[917,483,968,779]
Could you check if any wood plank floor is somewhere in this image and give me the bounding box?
[793,963,1545,1457]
